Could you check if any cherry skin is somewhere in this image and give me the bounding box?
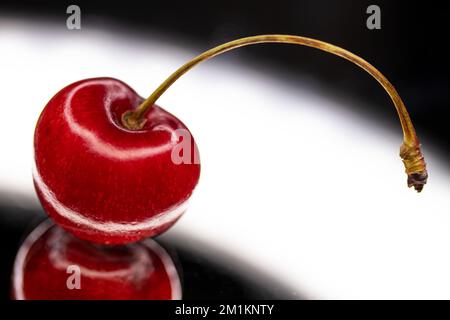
[34,78,200,244]
[12,221,182,300]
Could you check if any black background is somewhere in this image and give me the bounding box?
[1,0,449,156]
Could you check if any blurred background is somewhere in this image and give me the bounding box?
[0,0,449,299]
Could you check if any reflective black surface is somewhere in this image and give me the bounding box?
[0,200,299,300]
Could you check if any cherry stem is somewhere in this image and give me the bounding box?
[122,34,427,192]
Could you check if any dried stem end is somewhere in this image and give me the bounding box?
[400,143,428,192]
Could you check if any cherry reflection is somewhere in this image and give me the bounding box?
[12,220,181,300]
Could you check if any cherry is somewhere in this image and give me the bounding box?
[34,34,428,245]
[34,78,200,244]
[12,221,182,300]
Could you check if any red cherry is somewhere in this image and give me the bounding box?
[12,221,182,300]
[33,78,200,244]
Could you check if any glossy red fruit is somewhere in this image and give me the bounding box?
[33,78,200,244]
[12,221,182,300]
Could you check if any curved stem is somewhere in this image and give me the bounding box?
[122,34,427,192]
